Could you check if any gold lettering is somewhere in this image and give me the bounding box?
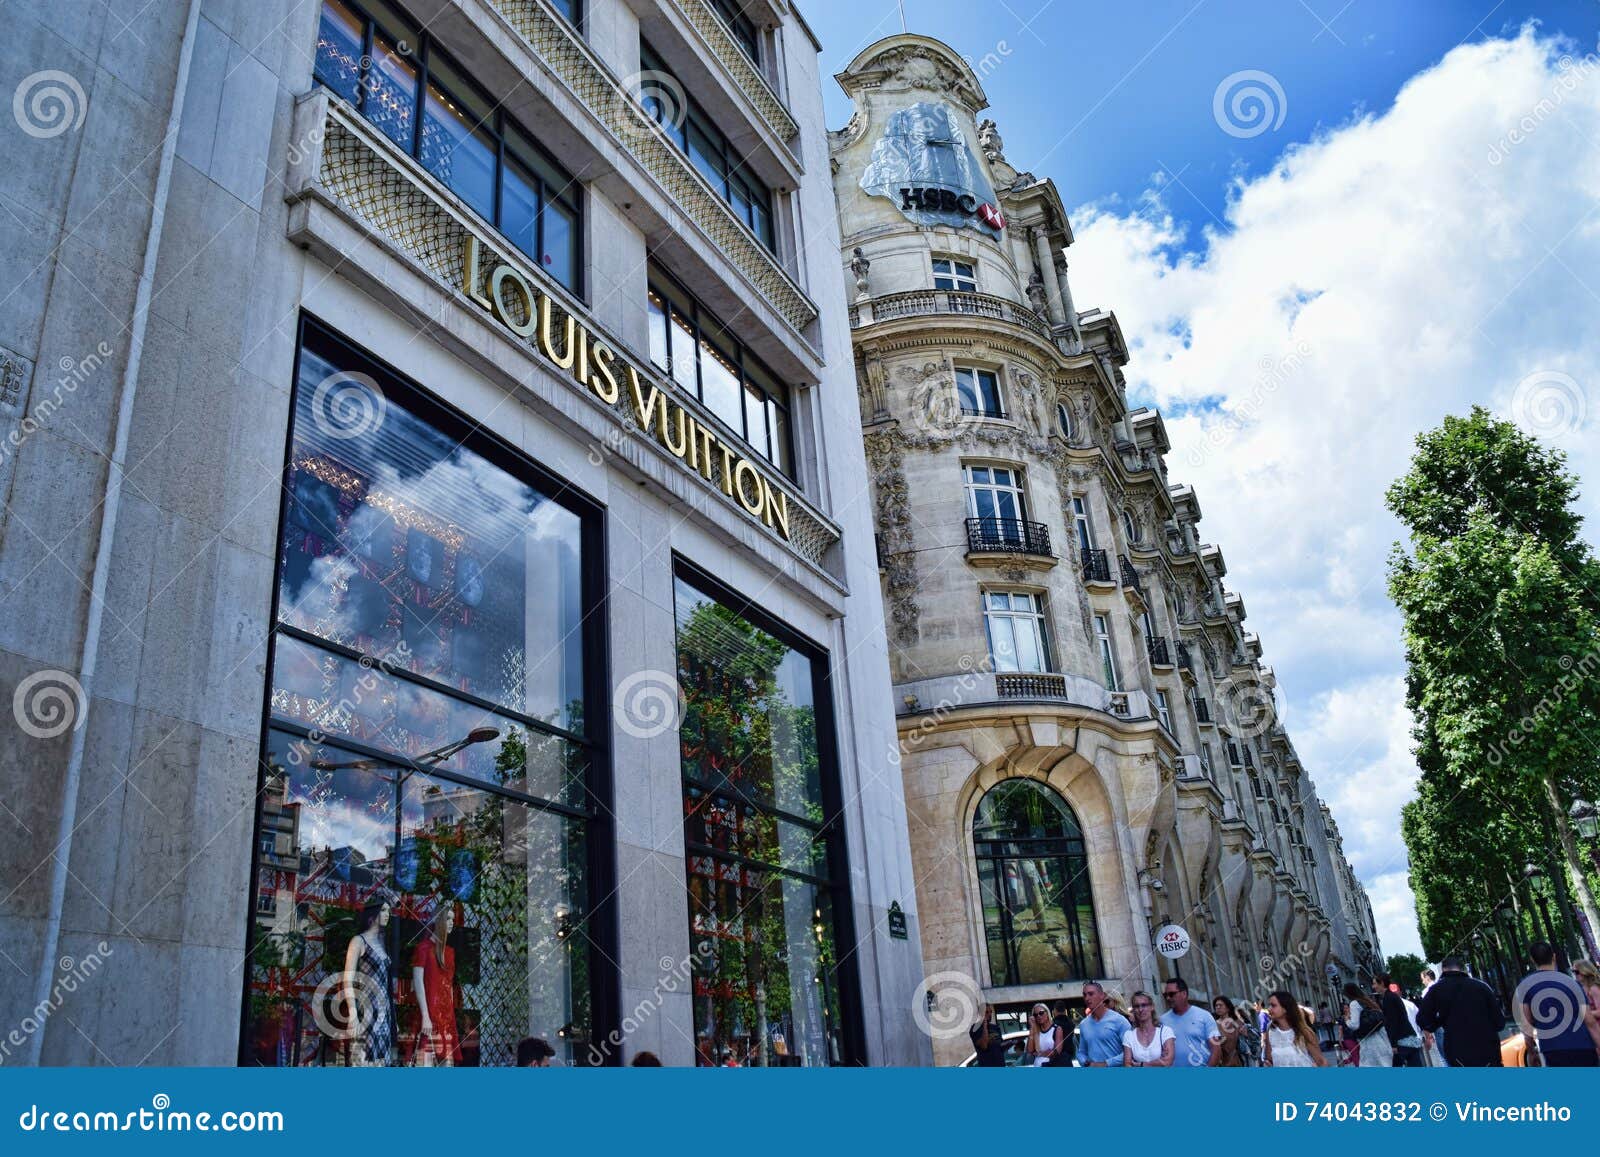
[629,369,662,430]
[589,342,620,404]
[715,443,737,496]
[761,477,791,540]
[696,424,716,479]
[684,413,699,472]
[538,295,577,370]
[575,322,590,386]
[489,265,538,337]
[463,236,493,310]
[733,459,765,517]
[658,399,689,459]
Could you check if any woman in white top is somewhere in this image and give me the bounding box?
[1121,991,1175,1067]
[1263,990,1327,1068]
[1024,1003,1061,1067]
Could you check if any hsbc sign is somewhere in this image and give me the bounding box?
[860,101,1006,237]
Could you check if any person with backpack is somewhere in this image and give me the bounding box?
[1343,982,1390,1066]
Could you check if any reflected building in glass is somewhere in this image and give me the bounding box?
[0,1,928,1067]
[831,34,1382,1062]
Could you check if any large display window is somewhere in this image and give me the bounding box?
[673,568,858,1066]
[242,318,610,1066]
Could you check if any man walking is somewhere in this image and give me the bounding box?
[1415,955,1503,1066]
[1078,981,1132,1067]
[1519,941,1598,1067]
[1161,977,1221,1067]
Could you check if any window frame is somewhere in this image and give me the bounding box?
[313,0,585,294]
[638,41,778,253]
[983,589,1053,674]
[1055,399,1075,441]
[646,264,795,477]
[707,0,761,65]
[239,312,620,1066]
[955,365,1005,419]
[1071,496,1095,553]
[1093,613,1120,691]
[932,255,978,292]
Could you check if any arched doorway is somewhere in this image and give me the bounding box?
[973,779,1103,986]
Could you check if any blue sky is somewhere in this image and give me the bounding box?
[808,3,1600,959]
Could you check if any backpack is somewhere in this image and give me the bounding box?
[1356,1005,1384,1040]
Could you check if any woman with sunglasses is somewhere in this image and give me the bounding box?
[1024,1003,1062,1067]
[1121,991,1175,1067]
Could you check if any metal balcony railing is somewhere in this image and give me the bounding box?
[1081,547,1112,583]
[1119,554,1144,596]
[852,288,1053,340]
[1193,697,1212,723]
[965,516,1052,557]
[996,672,1069,699]
[1147,636,1172,666]
[1176,642,1193,670]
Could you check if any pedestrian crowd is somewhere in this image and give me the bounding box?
[966,943,1600,1068]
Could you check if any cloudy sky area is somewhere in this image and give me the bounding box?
[807,3,1600,956]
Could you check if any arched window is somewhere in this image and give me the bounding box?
[1055,399,1074,441]
[973,780,1102,986]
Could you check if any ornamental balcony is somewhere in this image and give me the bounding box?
[1119,554,1145,598]
[965,516,1056,570]
[850,288,1053,341]
[895,671,1152,723]
[668,0,798,146]
[1146,635,1172,668]
[1081,547,1114,585]
[1193,696,1213,725]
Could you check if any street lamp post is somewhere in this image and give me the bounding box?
[1522,862,1567,969]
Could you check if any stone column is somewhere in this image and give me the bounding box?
[1055,256,1083,346]
[1030,227,1066,326]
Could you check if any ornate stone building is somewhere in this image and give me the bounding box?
[830,34,1378,1063]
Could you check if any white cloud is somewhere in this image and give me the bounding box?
[1069,29,1600,959]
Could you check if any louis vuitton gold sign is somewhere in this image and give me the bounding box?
[462,236,791,541]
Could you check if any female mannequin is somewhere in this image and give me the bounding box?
[411,906,461,1066]
[342,899,393,1066]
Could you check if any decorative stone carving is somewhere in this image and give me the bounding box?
[977,118,1005,163]
[864,429,921,647]
[850,246,871,298]
[1025,271,1048,316]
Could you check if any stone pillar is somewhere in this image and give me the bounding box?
[1055,256,1083,347]
[1030,227,1066,326]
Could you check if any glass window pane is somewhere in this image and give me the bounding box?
[955,368,978,413]
[421,75,496,221]
[750,200,773,251]
[687,119,726,195]
[244,731,589,1066]
[364,34,417,151]
[282,343,586,736]
[743,384,769,457]
[766,400,790,475]
[670,308,698,395]
[699,336,743,433]
[647,290,670,372]
[314,0,365,105]
[498,154,540,260]
[540,198,577,290]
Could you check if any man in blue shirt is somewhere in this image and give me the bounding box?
[1078,981,1131,1066]
[1161,977,1221,1066]
[1520,941,1598,1067]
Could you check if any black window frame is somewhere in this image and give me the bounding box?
[238,312,619,1066]
[708,0,761,65]
[672,555,864,1067]
[647,263,796,477]
[638,41,777,253]
[313,0,585,295]
[956,365,1005,418]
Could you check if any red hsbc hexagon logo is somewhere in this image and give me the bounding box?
[978,202,1005,230]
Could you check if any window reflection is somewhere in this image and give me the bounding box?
[675,573,847,1066]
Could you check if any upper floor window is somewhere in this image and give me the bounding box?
[932,257,977,292]
[314,0,582,292]
[1121,508,1140,544]
[984,591,1051,674]
[547,0,580,27]
[708,0,761,64]
[639,43,775,252]
[1055,400,1075,440]
[647,268,793,476]
[1071,496,1094,553]
[1155,689,1172,732]
[1093,613,1119,691]
[955,366,1003,418]
[964,464,1027,524]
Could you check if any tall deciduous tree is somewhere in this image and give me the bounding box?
[1388,407,1600,958]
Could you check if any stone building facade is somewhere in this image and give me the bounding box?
[0,0,930,1067]
[829,34,1378,1064]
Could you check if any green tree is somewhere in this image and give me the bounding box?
[1385,952,1426,991]
[1388,407,1600,958]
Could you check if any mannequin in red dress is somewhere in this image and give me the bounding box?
[412,906,461,1065]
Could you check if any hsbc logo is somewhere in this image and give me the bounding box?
[897,187,1005,231]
